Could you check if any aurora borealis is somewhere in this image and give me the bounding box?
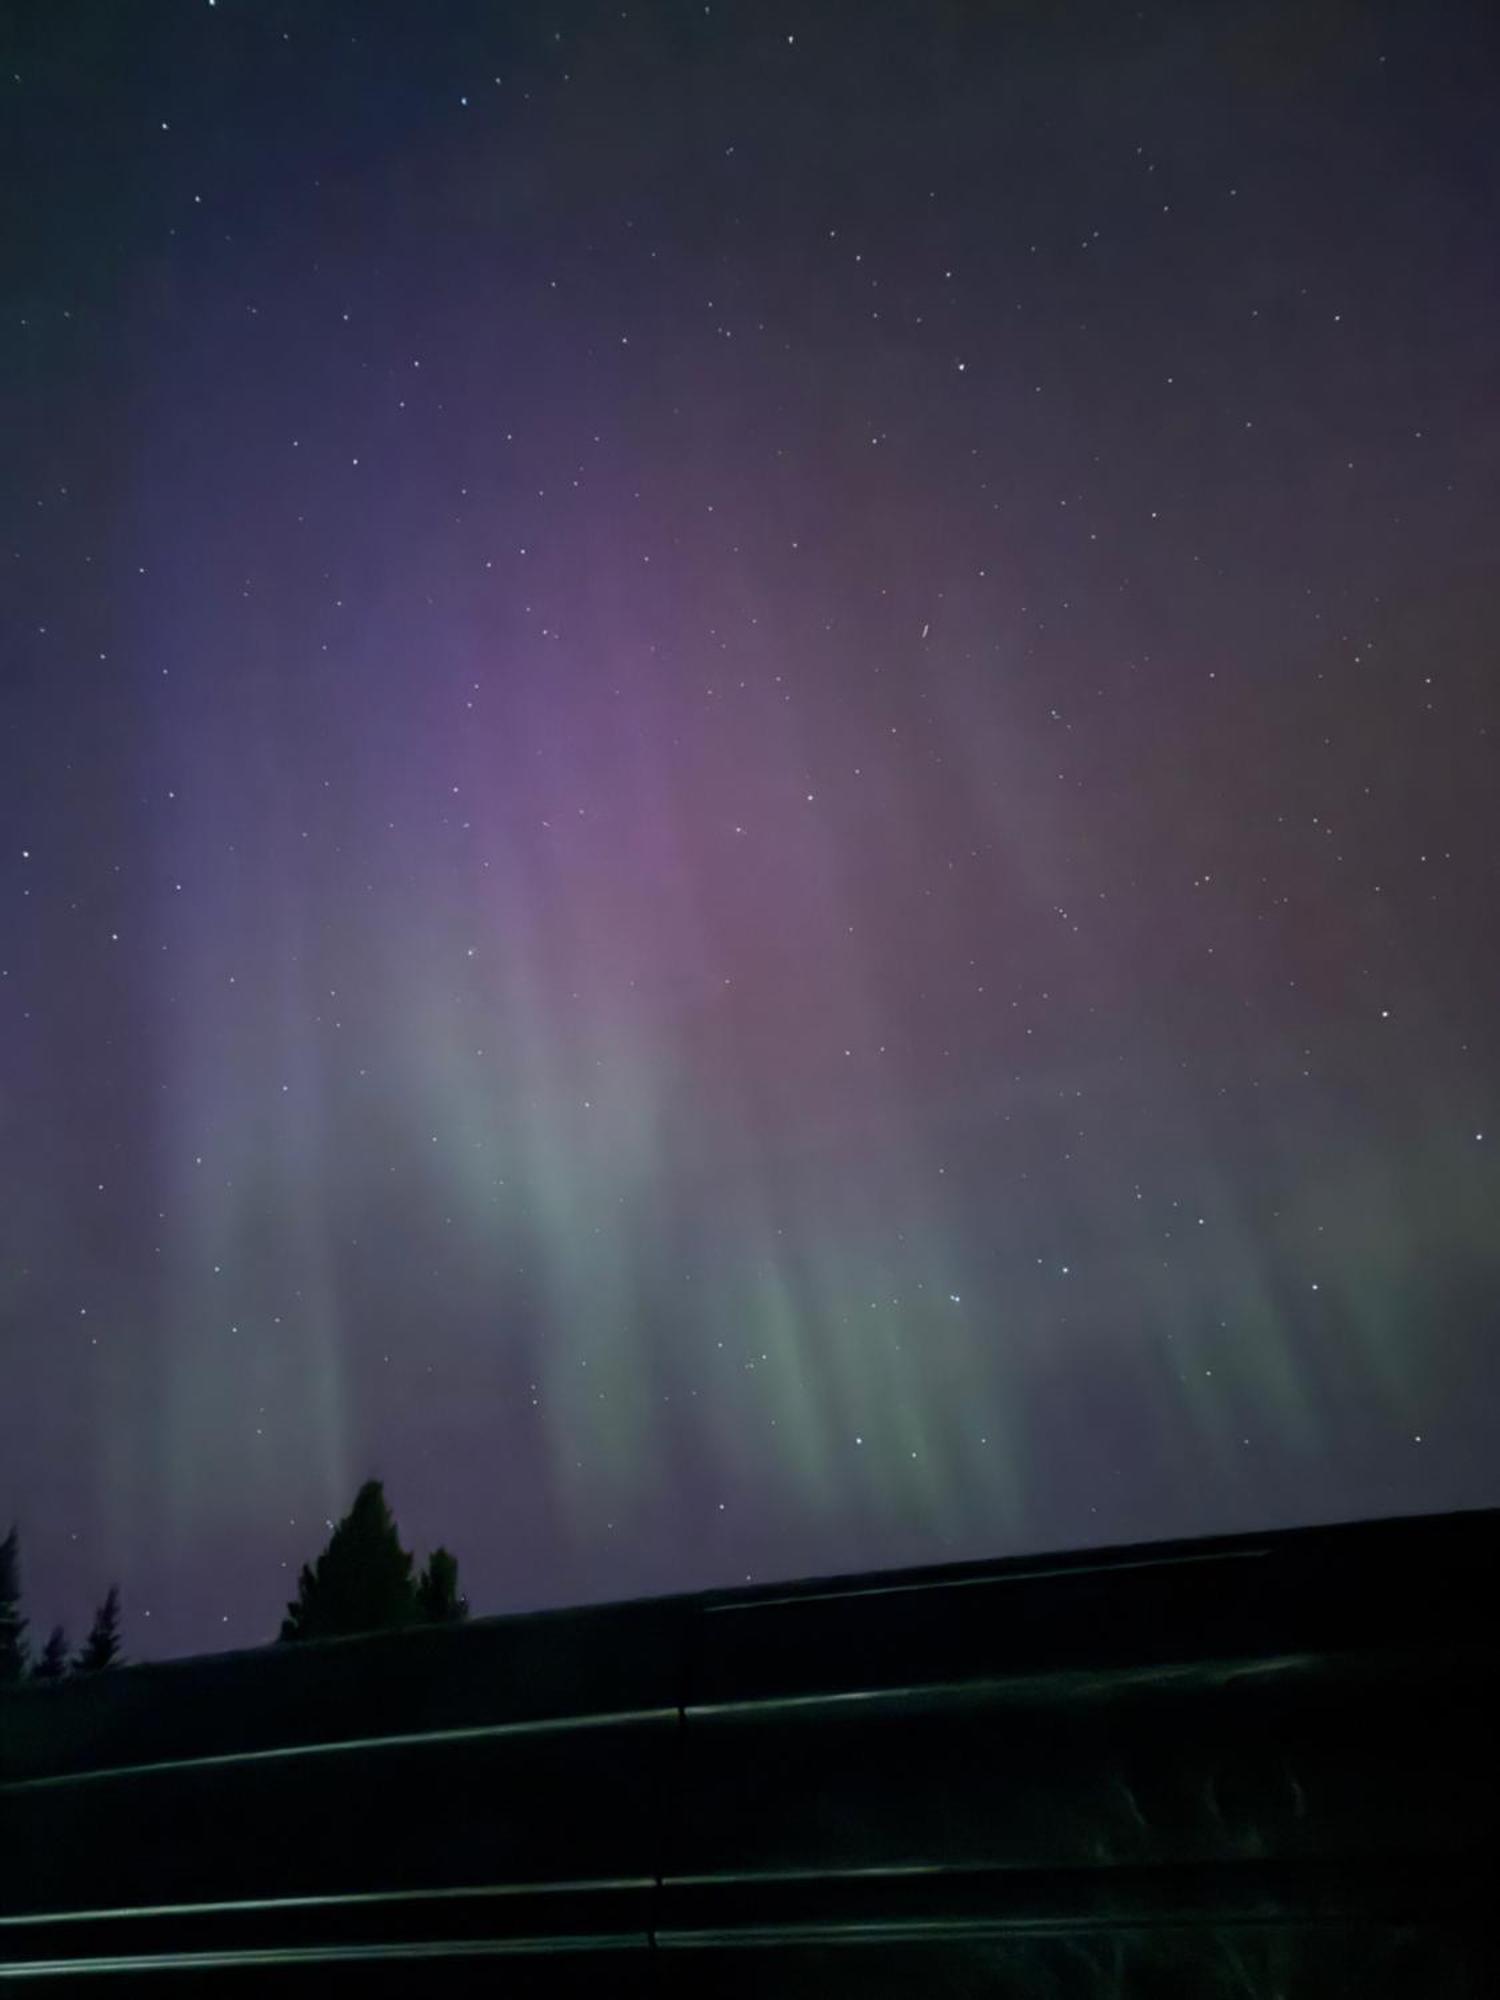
[4,0,1498,1663]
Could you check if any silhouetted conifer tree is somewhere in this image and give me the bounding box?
[75,1586,123,1673]
[34,1625,70,1682]
[279,1480,420,1641]
[416,1546,468,1624]
[0,1524,28,1684]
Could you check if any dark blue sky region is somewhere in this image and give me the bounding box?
[3,0,1497,1662]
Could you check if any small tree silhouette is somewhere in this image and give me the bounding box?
[0,1525,28,1684]
[75,1586,123,1674]
[416,1546,468,1624]
[279,1480,421,1642]
[33,1625,70,1682]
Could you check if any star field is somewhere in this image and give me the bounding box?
[3,0,1497,1662]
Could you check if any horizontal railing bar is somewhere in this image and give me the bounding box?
[682,1649,1322,1719]
[707,1545,1270,1612]
[4,1647,1339,1795]
[0,1705,677,1795]
[0,1880,655,1931]
[1,1936,649,1980]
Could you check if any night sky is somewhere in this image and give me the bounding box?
[4,0,1497,1666]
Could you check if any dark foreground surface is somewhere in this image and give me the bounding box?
[2,1507,1496,1994]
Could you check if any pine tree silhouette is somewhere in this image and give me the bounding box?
[416,1546,468,1624]
[279,1480,421,1641]
[0,1524,28,1684]
[75,1586,123,1673]
[34,1625,70,1681]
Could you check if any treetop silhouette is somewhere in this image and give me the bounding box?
[34,1625,70,1682]
[416,1545,468,1624]
[75,1586,123,1674]
[0,1524,28,1684]
[280,1479,468,1642]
